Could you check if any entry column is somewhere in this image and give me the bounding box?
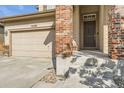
[109,5,124,59]
[55,5,73,75]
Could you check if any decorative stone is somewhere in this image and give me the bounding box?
[40,70,57,84]
[114,59,124,77]
[100,60,116,69]
[79,69,86,78]
[113,58,124,87]
[68,67,77,74]
[84,58,98,67]
[113,75,124,88]
[103,71,113,79]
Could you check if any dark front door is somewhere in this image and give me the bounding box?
[84,21,96,48]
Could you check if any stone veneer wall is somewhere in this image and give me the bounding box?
[109,5,124,59]
[55,5,73,56]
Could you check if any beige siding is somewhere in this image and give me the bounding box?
[38,5,55,11]
[103,6,110,54]
[38,5,44,11]
[80,5,99,14]
[73,6,80,49]
[103,25,108,54]
[99,5,110,54]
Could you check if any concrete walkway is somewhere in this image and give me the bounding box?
[0,56,52,88]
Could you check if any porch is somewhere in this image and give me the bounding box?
[73,5,110,54]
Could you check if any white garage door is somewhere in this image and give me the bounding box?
[12,30,54,58]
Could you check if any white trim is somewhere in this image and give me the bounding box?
[83,14,96,21]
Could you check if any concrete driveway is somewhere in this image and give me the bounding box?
[0,56,52,88]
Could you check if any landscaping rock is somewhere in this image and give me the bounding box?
[103,71,113,79]
[113,59,124,87]
[84,58,98,67]
[79,69,86,78]
[68,67,77,74]
[100,60,116,69]
[63,51,123,88]
[67,67,80,78]
[113,75,124,88]
[40,69,57,84]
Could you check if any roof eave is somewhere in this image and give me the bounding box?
[0,10,55,23]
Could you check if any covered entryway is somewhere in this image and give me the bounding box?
[73,5,109,53]
[79,6,99,50]
[11,30,54,58]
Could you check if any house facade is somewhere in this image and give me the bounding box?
[0,5,124,75]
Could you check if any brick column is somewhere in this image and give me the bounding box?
[55,5,73,76]
[109,5,124,59]
[55,5,73,57]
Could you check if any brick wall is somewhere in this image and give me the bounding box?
[55,5,74,56]
[109,5,124,59]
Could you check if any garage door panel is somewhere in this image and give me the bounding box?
[12,41,52,45]
[12,44,52,50]
[12,51,51,58]
[12,36,49,42]
[12,30,53,58]
[12,43,52,47]
[12,31,50,38]
[12,38,51,45]
[13,48,52,51]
